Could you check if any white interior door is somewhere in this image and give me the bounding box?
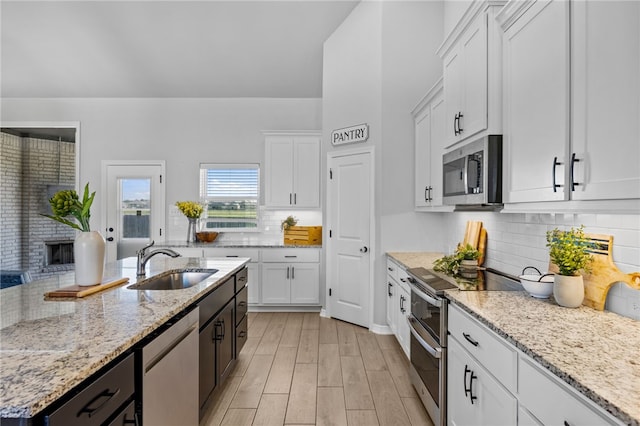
[103,161,165,262]
[327,150,372,328]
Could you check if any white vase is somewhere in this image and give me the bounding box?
[553,274,584,308]
[74,231,106,286]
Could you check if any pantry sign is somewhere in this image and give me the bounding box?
[331,124,369,146]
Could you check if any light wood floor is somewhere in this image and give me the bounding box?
[200,312,434,426]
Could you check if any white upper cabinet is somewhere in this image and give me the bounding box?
[438,2,505,147]
[499,0,640,205]
[413,78,453,211]
[500,0,569,203]
[264,132,320,208]
[570,0,640,201]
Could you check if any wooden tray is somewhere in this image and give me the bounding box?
[45,277,129,298]
[548,233,640,310]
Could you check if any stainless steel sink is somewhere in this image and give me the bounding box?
[128,269,217,290]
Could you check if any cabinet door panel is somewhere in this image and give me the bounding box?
[290,263,319,304]
[444,49,463,146]
[429,92,447,206]
[503,0,569,203]
[448,338,517,426]
[414,106,432,208]
[218,301,235,383]
[199,321,216,410]
[461,12,488,139]
[386,277,397,334]
[292,137,320,207]
[265,137,294,207]
[571,1,640,200]
[261,264,290,304]
[396,284,410,358]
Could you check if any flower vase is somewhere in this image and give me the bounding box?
[74,231,106,286]
[187,218,198,243]
[553,274,585,308]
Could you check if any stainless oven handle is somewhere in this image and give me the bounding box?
[408,316,442,359]
[408,281,442,307]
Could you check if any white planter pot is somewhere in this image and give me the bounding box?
[553,274,584,308]
[74,231,106,286]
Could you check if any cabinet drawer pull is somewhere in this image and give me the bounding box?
[284,255,297,258]
[388,282,393,297]
[226,255,239,258]
[454,113,459,136]
[238,331,247,338]
[457,112,464,133]
[463,332,479,347]
[570,152,581,191]
[286,266,290,279]
[238,301,246,307]
[77,388,121,418]
[291,267,295,279]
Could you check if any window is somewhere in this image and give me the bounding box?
[199,164,259,231]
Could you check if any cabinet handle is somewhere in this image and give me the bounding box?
[400,295,405,313]
[221,318,226,340]
[428,186,433,201]
[388,282,393,297]
[291,266,295,279]
[425,186,429,202]
[294,193,297,204]
[238,301,246,307]
[284,255,297,258]
[289,193,292,205]
[570,152,581,191]
[463,332,479,347]
[552,156,564,192]
[563,422,571,426]
[454,113,459,136]
[458,112,464,133]
[463,365,478,404]
[286,266,290,279]
[76,388,121,418]
[239,331,247,338]
[463,365,471,399]
[387,266,394,272]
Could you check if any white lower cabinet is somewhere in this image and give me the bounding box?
[448,337,517,426]
[385,258,410,358]
[447,303,622,426]
[261,248,320,306]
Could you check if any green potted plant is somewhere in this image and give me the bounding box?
[433,244,480,276]
[280,215,298,232]
[41,183,105,286]
[546,225,594,308]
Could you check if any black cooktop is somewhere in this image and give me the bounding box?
[407,266,523,294]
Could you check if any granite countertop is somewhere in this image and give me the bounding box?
[0,256,249,419]
[159,237,321,249]
[386,251,640,425]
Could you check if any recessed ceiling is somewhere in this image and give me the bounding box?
[1,1,359,98]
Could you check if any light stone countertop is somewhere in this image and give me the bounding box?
[0,256,249,419]
[386,251,640,426]
[159,235,321,248]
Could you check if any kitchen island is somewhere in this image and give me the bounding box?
[387,252,640,426]
[0,256,249,422]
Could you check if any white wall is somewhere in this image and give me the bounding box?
[443,211,640,320]
[323,1,446,328]
[1,97,322,240]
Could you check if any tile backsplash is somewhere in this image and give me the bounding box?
[444,212,640,320]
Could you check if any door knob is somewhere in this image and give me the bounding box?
[106,237,114,242]
[360,246,368,253]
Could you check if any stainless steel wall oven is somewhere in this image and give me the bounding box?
[406,267,456,426]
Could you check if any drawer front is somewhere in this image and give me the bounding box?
[235,267,248,294]
[448,304,517,392]
[106,399,136,426]
[198,276,234,327]
[386,258,399,282]
[202,248,260,262]
[235,315,248,356]
[396,266,411,293]
[262,248,319,263]
[48,353,134,426]
[519,355,621,426]
[236,285,248,326]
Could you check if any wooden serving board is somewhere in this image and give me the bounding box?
[548,233,640,310]
[460,221,487,265]
[45,277,129,298]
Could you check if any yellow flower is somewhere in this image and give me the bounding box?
[176,201,204,219]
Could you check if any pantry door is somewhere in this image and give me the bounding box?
[102,161,165,262]
[326,148,373,328]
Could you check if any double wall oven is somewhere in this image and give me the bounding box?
[406,267,456,426]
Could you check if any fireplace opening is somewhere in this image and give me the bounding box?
[45,240,75,266]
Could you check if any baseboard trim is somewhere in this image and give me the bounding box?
[369,323,393,335]
[247,305,322,313]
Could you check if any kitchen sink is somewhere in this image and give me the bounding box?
[128,270,217,290]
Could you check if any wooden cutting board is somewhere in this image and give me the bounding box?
[477,228,487,266]
[45,277,129,298]
[548,233,640,310]
[463,221,483,248]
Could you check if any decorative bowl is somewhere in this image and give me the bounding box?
[519,274,554,299]
[195,231,219,243]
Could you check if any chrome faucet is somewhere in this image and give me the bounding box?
[136,241,181,276]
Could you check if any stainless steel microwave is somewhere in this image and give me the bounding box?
[442,135,503,207]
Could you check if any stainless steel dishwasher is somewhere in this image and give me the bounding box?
[142,307,199,426]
